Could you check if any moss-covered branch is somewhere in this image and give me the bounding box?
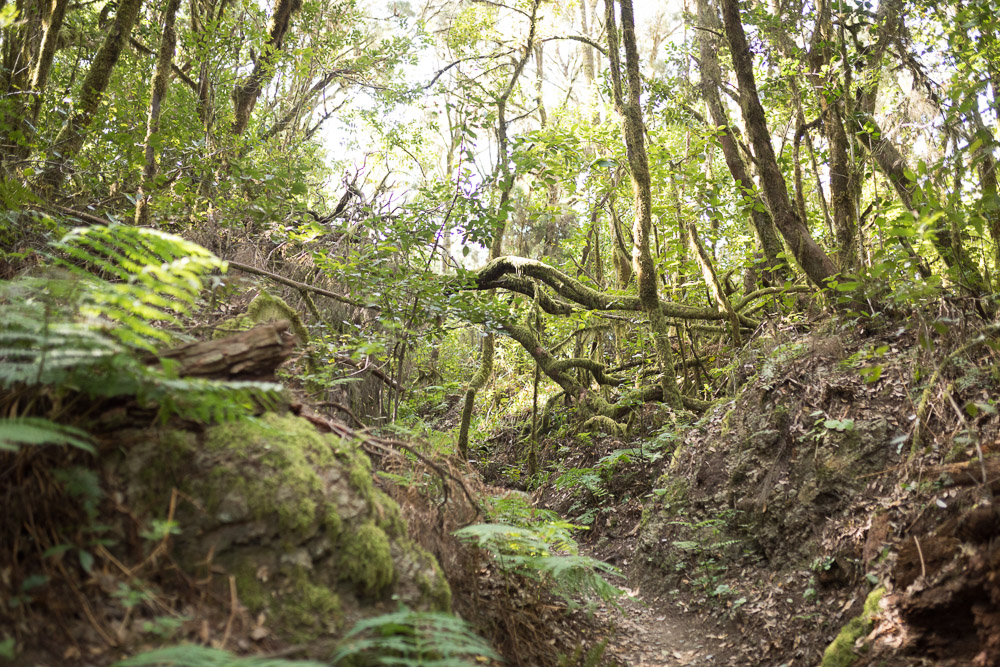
[471,255,758,325]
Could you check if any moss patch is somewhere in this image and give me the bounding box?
[202,413,336,533]
[214,290,309,343]
[340,521,395,596]
[274,571,342,643]
[820,587,885,667]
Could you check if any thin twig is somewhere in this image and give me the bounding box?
[225,260,376,311]
[913,535,926,579]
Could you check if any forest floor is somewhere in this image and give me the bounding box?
[472,310,1000,666]
[593,581,732,665]
[5,308,998,666]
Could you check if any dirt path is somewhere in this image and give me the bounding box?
[597,589,734,666]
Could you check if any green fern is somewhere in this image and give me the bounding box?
[115,645,326,667]
[0,224,284,424]
[51,224,225,351]
[330,609,500,666]
[453,523,623,607]
[0,417,95,453]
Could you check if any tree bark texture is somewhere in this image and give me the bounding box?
[719,0,839,288]
[155,320,295,380]
[27,0,70,121]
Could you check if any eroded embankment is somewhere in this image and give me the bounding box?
[634,320,1000,665]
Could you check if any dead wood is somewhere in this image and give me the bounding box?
[154,320,296,380]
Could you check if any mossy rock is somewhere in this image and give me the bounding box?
[115,412,450,651]
[214,290,309,343]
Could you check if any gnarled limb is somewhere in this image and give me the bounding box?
[468,255,760,326]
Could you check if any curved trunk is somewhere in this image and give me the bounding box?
[231,0,302,137]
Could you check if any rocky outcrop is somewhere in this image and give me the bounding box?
[111,412,450,651]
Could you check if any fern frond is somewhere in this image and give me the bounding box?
[0,417,95,454]
[0,225,284,424]
[115,645,326,667]
[331,610,501,666]
[454,523,624,607]
[51,225,224,350]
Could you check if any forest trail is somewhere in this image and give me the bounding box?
[597,591,731,666]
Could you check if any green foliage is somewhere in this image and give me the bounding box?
[0,224,284,423]
[453,521,623,608]
[116,646,326,667]
[330,609,500,666]
[51,224,224,350]
[0,417,94,453]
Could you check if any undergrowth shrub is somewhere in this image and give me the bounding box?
[455,495,624,610]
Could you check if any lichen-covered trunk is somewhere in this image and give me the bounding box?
[606,0,682,409]
[695,0,787,281]
[720,0,839,288]
[39,0,145,189]
[135,0,182,226]
[27,0,69,121]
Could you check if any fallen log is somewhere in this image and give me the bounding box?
[155,320,296,380]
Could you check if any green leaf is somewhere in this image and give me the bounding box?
[79,549,94,573]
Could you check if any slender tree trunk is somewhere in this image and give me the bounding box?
[39,0,145,189]
[719,0,839,288]
[457,0,541,458]
[806,0,858,269]
[135,0,183,226]
[853,113,990,297]
[607,0,682,408]
[231,0,302,137]
[27,0,69,121]
[687,216,741,344]
[695,0,787,281]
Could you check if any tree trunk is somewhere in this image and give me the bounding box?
[39,0,145,189]
[27,0,69,121]
[695,0,787,282]
[806,0,858,269]
[135,0,183,226]
[606,0,682,409]
[457,0,541,458]
[719,0,839,288]
[231,0,302,137]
